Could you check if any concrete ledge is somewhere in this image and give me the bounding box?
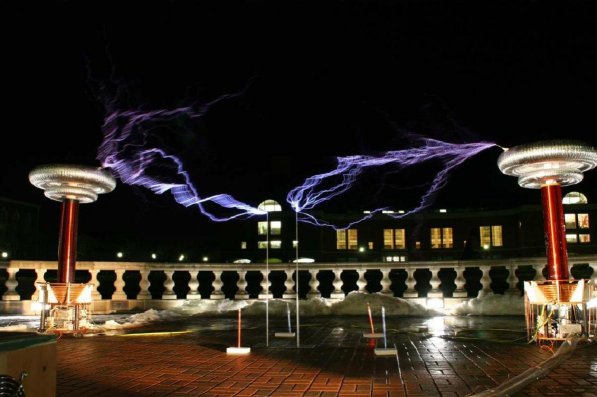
[0,332,57,397]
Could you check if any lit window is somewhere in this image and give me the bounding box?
[368,242,374,249]
[385,256,407,263]
[565,213,592,244]
[258,221,268,235]
[270,221,282,235]
[258,241,268,249]
[443,228,453,248]
[258,199,282,212]
[337,229,358,250]
[383,229,393,249]
[431,228,442,248]
[348,229,358,250]
[270,240,282,249]
[336,230,347,250]
[492,226,503,247]
[480,225,503,247]
[578,214,590,229]
[241,241,247,249]
[563,192,588,205]
[579,234,591,243]
[565,214,577,229]
[431,227,453,249]
[383,229,405,249]
[415,241,421,249]
[292,240,298,248]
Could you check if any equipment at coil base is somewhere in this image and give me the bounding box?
[37,282,94,336]
[497,140,597,345]
[29,164,115,336]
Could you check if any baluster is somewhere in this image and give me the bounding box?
[453,266,467,297]
[187,271,200,299]
[356,269,367,293]
[89,269,102,300]
[380,269,392,296]
[235,270,249,299]
[283,270,296,298]
[307,269,320,298]
[3,267,20,301]
[478,266,492,297]
[211,271,224,300]
[403,267,418,298]
[137,270,152,300]
[506,265,520,296]
[258,269,271,299]
[162,270,176,300]
[31,268,46,301]
[113,269,127,300]
[428,267,442,298]
[330,269,344,299]
[533,264,547,282]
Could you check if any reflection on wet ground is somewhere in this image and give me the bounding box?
[3,314,596,396]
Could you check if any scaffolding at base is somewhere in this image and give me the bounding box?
[37,282,94,336]
[524,279,596,345]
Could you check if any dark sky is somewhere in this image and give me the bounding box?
[3,0,597,250]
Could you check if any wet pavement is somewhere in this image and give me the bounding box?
[49,315,597,396]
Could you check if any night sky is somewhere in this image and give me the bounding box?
[3,0,597,255]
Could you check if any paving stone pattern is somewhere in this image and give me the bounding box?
[55,317,597,396]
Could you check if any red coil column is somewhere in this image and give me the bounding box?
[540,183,569,281]
[57,198,79,283]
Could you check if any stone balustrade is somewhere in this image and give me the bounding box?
[1,256,596,314]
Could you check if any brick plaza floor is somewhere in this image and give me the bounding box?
[53,315,597,396]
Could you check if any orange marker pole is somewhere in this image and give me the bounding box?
[367,302,375,334]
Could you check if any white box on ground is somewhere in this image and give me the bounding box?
[374,348,397,356]
[274,332,296,338]
[226,347,251,354]
[363,332,384,338]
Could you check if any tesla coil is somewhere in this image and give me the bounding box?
[29,164,116,335]
[498,140,597,344]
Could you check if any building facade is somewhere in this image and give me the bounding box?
[217,191,596,264]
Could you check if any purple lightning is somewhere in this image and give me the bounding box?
[287,138,498,229]
[97,94,266,221]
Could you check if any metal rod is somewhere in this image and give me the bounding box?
[287,302,292,333]
[266,212,269,347]
[237,308,241,348]
[295,210,300,348]
[38,283,48,332]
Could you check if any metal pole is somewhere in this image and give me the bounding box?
[237,308,241,348]
[38,283,48,333]
[295,211,300,348]
[265,212,269,347]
